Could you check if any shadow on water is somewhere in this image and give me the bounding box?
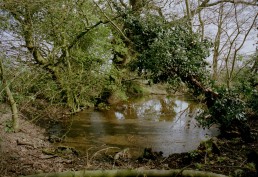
[56,95,219,157]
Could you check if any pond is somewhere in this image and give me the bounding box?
[56,95,218,157]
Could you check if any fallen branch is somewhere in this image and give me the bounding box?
[20,169,228,177]
[16,139,35,148]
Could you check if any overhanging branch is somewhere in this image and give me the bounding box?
[68,15,120,50]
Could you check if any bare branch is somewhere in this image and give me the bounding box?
[230,12,258,79]
[173,0,258,26]
[206,0,258,7]
[93,1,131,43]
[119,0,128,8]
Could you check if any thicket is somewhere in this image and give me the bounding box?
[0,1,257,139]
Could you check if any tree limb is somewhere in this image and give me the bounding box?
[119,0,128,8]
[93,1,131,43]
[19,169,228,177]
[0,58,19,132]
[68,20,105,50]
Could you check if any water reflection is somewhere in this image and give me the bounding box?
[103,96,178,122]
[60,95,218,157]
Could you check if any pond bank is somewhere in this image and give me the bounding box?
[0,103,257,177]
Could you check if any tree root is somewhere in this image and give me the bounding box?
[20,169,228,177]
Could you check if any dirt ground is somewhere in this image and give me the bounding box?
[0,104,257,177]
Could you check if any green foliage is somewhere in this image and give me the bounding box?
[217,156,227,163]
[194,163,203,169]
[0,0,115,111]
[232,56,258,115]
[247,91,258,115]
[13,68,61,103]
[4,120,14,133]
[195,53,257,138]
[96,67,129,106]
[125,14,212,94]
[122,13,255,139]
[3,59,108,111]
[244,163,256,172]
[111,36,130,67]
[197,88,246,129]
[189,150,199,158]
[123,81,146,96]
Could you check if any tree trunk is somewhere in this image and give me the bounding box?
[185,0,193,31]
[197,0,205,41]
[251,51,258,74]
[0,58,19,132]
[19,169,228,177]
[212,3,223,80]
[129,0,143,13]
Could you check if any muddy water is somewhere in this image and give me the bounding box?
[59,95,218,157]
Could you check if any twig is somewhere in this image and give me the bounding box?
[93,0,132,44]
[175,163,194,177]
[170,105,190,129]
[85,146,120,167]
[16,139,35,148]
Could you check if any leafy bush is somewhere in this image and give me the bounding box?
[233,57,258,116]
[197,88,246,129]
[123,80,147,96]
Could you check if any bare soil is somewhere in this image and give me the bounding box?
[0,104,72,177]
[0,103,257,177]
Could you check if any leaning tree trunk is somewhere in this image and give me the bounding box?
[20,169,228,177]
[0,58,19,132]
[180,73,252,142]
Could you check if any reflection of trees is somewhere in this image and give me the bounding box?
[170,98,200,129]
[159,97,176,121]
[188,101,200,117]
[102,109,117,120]
[123,96,180,121]
[104,96,200,123]
[124,103,138,119]
[170,104,189,129]
[140,100,160,119]
[64,95,207,154]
